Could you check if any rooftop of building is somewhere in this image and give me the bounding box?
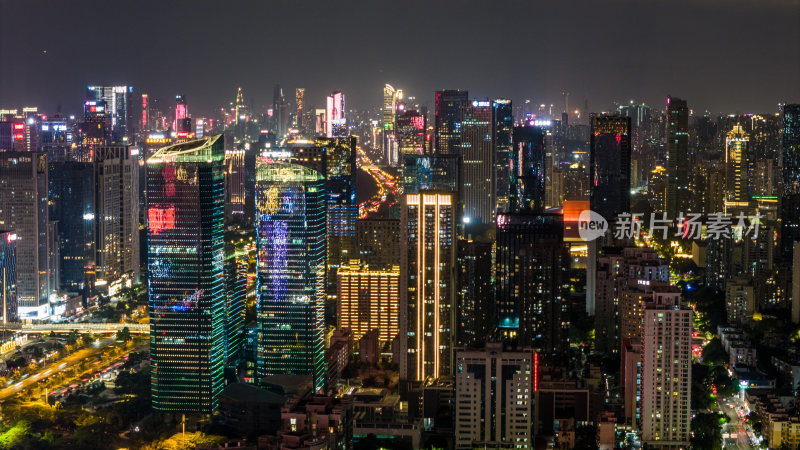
[220,382,287,405]
[148,134,223,163]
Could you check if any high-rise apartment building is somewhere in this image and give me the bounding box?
[396,109,426,156]
[456,234,494,348]
[434,90,468,155]
[256,161,326,393]
[147,135,226,413]
[399,192,456,381]
[337,261,400,347]
[460,100,495,224]
[641,287,692,448]
[0,152,54,319]
[454,344,534,449]
[590,115,632,223]
[665,96,689,217]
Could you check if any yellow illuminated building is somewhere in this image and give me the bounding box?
[336,261,400,347]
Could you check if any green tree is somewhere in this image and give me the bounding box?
[116,326,131,342]
[702,338,727,366]
[690,412,724,450]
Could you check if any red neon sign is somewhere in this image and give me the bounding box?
[148,207,175,234]
[13,123,24,130]
[13,133,24,140]
[534,352,539,392]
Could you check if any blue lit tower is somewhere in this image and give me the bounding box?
[147,135,226,413]
[255,161,326,393]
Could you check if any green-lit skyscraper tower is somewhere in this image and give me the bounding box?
[147,134,225,413]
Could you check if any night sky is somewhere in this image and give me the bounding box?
[1,0,798,117]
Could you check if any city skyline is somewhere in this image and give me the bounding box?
[2,0,799,116]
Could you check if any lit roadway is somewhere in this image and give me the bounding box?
[357,146,397,218]
[0,337,119,401]
[719,397,755,450]
[18,323,148,334]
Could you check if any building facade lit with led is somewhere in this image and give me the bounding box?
[399,192,456,382]
[336,260,400,347]
[255,161,326,393]
[0,231,18,324]
[460,100,495,224]
[147,135,226,413]
[590,115,632,223]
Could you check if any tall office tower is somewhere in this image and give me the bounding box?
[454,344,533,449]
[224,241,247,366]
[174,95,192,137]
[780,105,800,262]
[0,152,53,319]
[725,124,750,207]
[48,161,95,295]
[326,92,347,138]
[665,96,689,217]
[496,213,569,353]
[0,231,18,324]
[225,148,246,217]
[395,109,425,156]
[255,161,326,393]
[355,218,399,271]
[234,87,246,125]
[511,124,548,213]
[337,261,400,346]
[494,99,513,213]
[39,116,73,160]
[383,84,397,164]
[641,287,692,447]
[86,85,133,143]
[147,135,225,413]
[399,192,456,381]
[434,90,468,155]
[295,88,305,131]
[141,94,149,134]
[456,234,494,348]
[82,100,112,148]
[94,146,140,293]
[460,100,495,224]
[403,154,461,195]
[0,119,29,152]
[272,84,287,137]
[590,115,632,223]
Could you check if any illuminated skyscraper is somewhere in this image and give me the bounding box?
[456,233,494,348]
[225,149,246,216]
[780,104,800,262]
[403,153,460,195]
[355,218,400,271]
[434,90,468,155]
[86,85,133,143]
[665,96,689,217]
[399,192,456,382]
[337,261,400,346]
[295,88,305,131]
[725,124,750,205]
[494,99,513,213]
[511,123,548,213]
[460,100,495,224]
[48,161,95,295]
[234,87,246,125]
[147,135,226,413]
[224,241,248,366]
[272,84,288,138]
[0,152,54,319]
[496,213,569,353]
[0,231,17,324]
[326,92,346,138]
[255,161,326,393]
[174,95,192,137]
[395,109,425,156]
[590,115,632,223]
[383,84,397,163]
